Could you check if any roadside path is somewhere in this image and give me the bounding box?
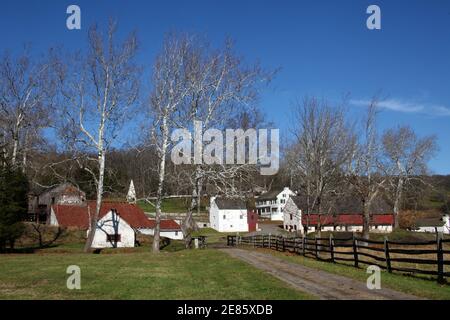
[221,248,420,300]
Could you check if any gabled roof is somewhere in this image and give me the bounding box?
[41,182,85,196]
[52,201,153,229]
[288,194,392,215]
[257,189,283,201]
[414,217,445,228]
[214,198,247,210]
[147,219,181,231]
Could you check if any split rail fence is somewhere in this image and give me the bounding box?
[227,234,450,284]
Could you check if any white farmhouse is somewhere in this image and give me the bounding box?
[255,187,296,221]
[209,197,249,232]
[50,202,154,248]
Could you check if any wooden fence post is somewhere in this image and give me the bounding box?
[329,234,335,263]
[384,237,392,273]
[282,237,286,252]
[268,233,271,249]
[314,236,318,259]
[302,235,306,256]
[437,234,445,284]
[352,233,359,268]
[276,236,279,251]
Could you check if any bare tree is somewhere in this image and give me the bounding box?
[146,33,192,253]
[180,37,274,247]
[57,21,139,252]
[0,48,55,171]
[346,98,386,240]
[382,126,437,228]
[287,97,355,236]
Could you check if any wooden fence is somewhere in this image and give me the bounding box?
[227,234,450,284]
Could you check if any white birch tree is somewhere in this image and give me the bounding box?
[57,21,139,252]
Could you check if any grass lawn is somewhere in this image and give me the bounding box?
[191,228,244,245]
[0,249,313,300]
[137,198,207,214]
[257,248,450,300]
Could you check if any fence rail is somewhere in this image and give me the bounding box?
[227,233,449,284]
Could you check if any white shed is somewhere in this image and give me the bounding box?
[138,219,183,240]
[209,197,249,232]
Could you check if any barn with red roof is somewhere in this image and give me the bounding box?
[283,194,394,235]
[50,201,183,247]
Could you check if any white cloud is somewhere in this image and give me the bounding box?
[350,99,450,117]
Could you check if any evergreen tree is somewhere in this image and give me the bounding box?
[0,162,28,251]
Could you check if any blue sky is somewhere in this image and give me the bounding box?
[1,0,450,173]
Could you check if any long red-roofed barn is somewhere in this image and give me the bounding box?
[283,195,394,235]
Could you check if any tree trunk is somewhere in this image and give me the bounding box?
[84,149,106,252]
[11,133,18,167]
[362,199,371,240]
[393,177,404,229]
[153,117,169,253]
[22,131,28,174]
[183,180,200,249]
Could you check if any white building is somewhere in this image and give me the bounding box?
[283,196,303,233]
[139,219,183,240]
[209,197,249,232]
[413,214,450,234]
[50,202,155,248]
[126,180,137,203]
[255,187,296,221]
[282,195,394,235]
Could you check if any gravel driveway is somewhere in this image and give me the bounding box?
[221,248,420,300]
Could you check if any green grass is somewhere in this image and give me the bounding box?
[191,228,242,245]
[257,248,450,300]
[137,198,207,214]
[0,249,313,300]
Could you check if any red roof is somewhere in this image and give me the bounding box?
[302,214,394,226]
[147,219,181,231]
[52,201,153,229]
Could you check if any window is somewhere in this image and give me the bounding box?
[290,214,293,220]
[240,214,243,219]
[223,215,226,219]
[283,194,286,198]
[175,231,178,236]
[106,234,121,242]
[294,225,297,231]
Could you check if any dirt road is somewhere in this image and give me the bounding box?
[222,248,420,300]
